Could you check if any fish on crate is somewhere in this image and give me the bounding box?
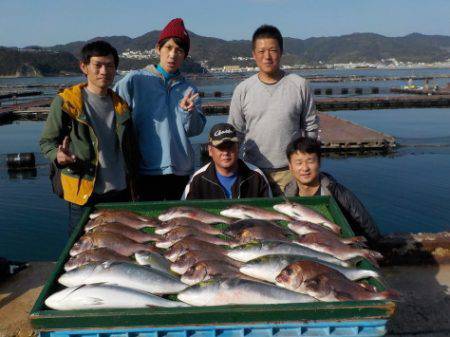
[59,261,187,294]
[227,240,352,267]
[226,219,291,243]
[45,284,189,310]
[239,254,380,283]
[177,278,317,306]
[84,215,160,231]
[64,248,130,271]
[69,232,159,257]
[134,251,171,274]
[170,249,240,275]
[165,237,228,262]
[89,222,161,243]
[295,233,383,266]
[273,202,341,234]
[220,204,291,221]
[275,260,399,302]
[180,260,244,285]
[156,226,236,249]
[155,217,222,235]
[158,206,231,224]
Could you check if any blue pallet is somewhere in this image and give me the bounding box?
[40,320,387,337]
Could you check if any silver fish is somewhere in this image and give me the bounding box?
[227,240,351,267]
[273,202,341,234]
[177,278,317,306]
[220,204,291,221]
[240,254,380,283]
[134,251,171,274]
[158,207,231,224]
[58,261,187,294]
[45,284,189,310]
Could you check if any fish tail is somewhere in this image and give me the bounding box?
[362,249,383,267]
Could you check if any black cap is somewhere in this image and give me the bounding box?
[209,123,239,146]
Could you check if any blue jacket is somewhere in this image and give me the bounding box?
[114,65,206,176]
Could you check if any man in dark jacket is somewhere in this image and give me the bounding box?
[284,137,381,244]
[182,123,272,200]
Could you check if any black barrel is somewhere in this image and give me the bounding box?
[6,152,36,169]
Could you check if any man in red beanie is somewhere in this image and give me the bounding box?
[114,18,206,201]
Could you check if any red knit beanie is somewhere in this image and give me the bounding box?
[158,18,190,55]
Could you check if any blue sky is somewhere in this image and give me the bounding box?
[1,0,449,47]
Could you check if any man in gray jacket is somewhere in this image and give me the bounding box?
[284,137,381,244]
[228,24,319,195]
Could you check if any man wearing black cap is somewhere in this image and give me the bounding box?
[181,123,272,200]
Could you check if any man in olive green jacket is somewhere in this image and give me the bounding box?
[40,41,138,233]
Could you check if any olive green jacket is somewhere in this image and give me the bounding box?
[40,83,138,205]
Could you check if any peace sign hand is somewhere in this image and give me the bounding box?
[56,136,76,165]
[179,91,199,112]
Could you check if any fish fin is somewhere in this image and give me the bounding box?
[84,297,105,306]
[342,236,367,244]
[362,250,383,267]
[346,256,365,267]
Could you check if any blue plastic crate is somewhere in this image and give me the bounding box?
[40,320,388,337]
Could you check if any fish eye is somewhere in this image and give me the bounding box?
[285,268,293,276]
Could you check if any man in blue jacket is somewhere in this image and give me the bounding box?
[114,18,206,200]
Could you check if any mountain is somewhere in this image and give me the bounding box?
[1,32,450,76]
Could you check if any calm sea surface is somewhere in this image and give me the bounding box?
[0,68,449,261]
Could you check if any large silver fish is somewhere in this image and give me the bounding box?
[170,250,240,275]
[58,261,187,294]
[239,254,380,283]
[177,278,317,306]
[273,202,341,234]
[158,207,231,224]
[227,240,351,267]
[45,284,189,310]
[89,222,161,243]
[295,233,382,266]
[64,248,130,271]
[275,260,398,302]
[220,204,291,221]
[155,217,222,235]
[69,232,159,257]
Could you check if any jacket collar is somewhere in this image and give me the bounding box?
[285,172,334,197]
[145,64,185,87]
[202,159,255,190]
[58,83,131,122]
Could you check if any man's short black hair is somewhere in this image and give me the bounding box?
[252,25,283,53]
[80,40,119,68]
[158,37,189,57]
[286,137,322,162]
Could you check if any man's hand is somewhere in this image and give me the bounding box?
[179,92,199,112]
[56,136,76,165]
